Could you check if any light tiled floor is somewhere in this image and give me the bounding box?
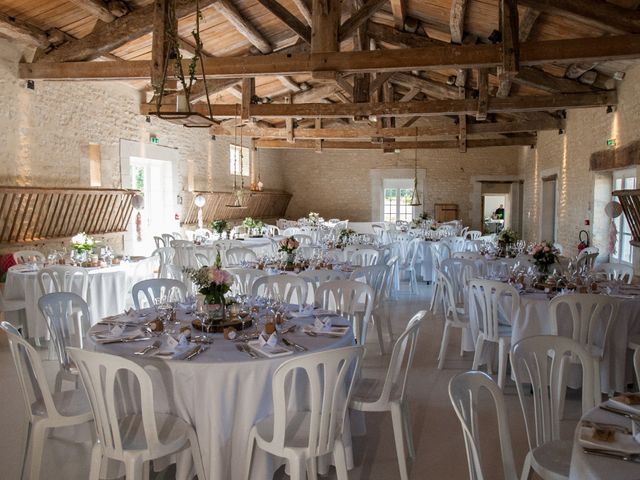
[0,282,582,479]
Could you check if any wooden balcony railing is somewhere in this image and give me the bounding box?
[182,190,292,225]
[0,186,139,244]
[613,189,640,247]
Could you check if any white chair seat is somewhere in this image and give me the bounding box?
[529,439,572,480]
[32,388,89,417]
[118,413,196,454]
[351,377,401,409]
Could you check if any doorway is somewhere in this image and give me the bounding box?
[541,175,557,242]
[482,194,506,233]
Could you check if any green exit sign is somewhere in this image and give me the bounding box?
[607,138,616,147]
[150,135,159,144]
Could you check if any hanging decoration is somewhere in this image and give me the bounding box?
[605,200,623,255]
[226,111,247,208]
[194,194,206,228]
[409,132,422,207]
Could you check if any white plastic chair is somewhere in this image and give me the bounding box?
[634,348,640,388]
[437,270,470,369]
[171,240,198,269]
[131,278,187,309]
[0,286,27,335]
[153,236,165,249]
[549,293,619,407]
[350,265,390,354]
[448,371,518,480]
[225,247,258,266]
[37,265,90,301]
[13,250,46,264]
[576,251,598,270]
[469,279,519,389]
[465,230,482,240]
[400,238,421,294]
[350,311,426,480]
[38,292,92,392]
[152,247,175,278]
[67,347,206,480]
[295,234,314,246]
[244,346,363,480]
[597,262,633,284]
[315,280,373,347]
[227,267,269,296]
[0,321,92,480]
[298,269,346,302]
[161,233,176,245]
[264,224,280,236]
[251,275,308,305]
[512,335,596,480]
[282,227,302,237]
[440,257,481,315]
[351,248,380,267]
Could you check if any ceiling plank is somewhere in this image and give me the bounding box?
[389,0,406,30]
[256,0,311,43]
[0,12,51,48]
[339,0,389,41]
[38,0,218,63]
[24,35,640,80]
[214,0,272,54]
[142,91,616,118]
[67,0,127,23]
[449,0,467,44]
[212,117,564,138]
[518,0,640,33]
[254,136,537,149]
[291,0,312,26]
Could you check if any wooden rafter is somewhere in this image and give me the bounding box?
[38,0,218,63]
[389,0,405,30]
[339,0,388,41]
[142,91,617,119]
[476,69,489,121]
[23,35,640,80]
[511,67,598,93]
[449,0,467,44]
[215,0,272,54]
[497,0,520,97]
[0,12,51,48]
[67,0,128,23]
[497,6,538,97]
[291,0,312,26]
[391,72,463,100]
[367,21,441,48]
[256,0,311,43]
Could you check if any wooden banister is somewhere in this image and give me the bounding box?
[613,188,640,247]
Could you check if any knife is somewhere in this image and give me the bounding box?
[98,336,152,344]
[282,337,307,351]
[599,404,640,422]
[186,345,208,360]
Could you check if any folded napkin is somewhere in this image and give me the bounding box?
[259,331,278,348]
[579,425,640,454]
[314,316,333,331]
[155,334,194,359]
[303,324,349,337]
[92,327,146,344]
[247,338,293,358]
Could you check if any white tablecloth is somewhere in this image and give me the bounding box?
[415,240,435,283]
[569,406,640,479]
[4,262,149,338]
[87,312,355,480]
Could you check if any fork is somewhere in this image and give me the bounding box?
[134,340,161,356]
[583,447,640,463]
[236,343,258,358]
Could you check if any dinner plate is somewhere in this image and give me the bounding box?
[579,426,640,455]
[246,340,294,358]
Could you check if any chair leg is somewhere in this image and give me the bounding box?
[557,356,569,421]
[19,422,32,480]
[333,438,349,480]
[28,422,47,480]
[88,444,102,480]
[497,338,510,390]
[243,434,256,480]
[306,457,318,480]
[54,370,63,393]
[520,451,534,480]
[594,359,603,406]
[288,455,307,480]
[390,404,410,480]
[402,402,415,459]
[385,314,394,344]
[437,322,452,370]
[188,430,207,480]
[373,313,385,355]
[124,456,144,480]
[429,283,440,312]
[471,335,485,371]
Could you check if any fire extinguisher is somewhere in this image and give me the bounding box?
[577,229,589,252]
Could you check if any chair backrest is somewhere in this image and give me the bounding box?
[153,236,165,249]
[634,348,640,389]
[576,251,598,270]
[449,371,518,480]
[227,267,269,295]
[349,265,387,307]
[315,280,373,345]
[438,270,466,325]
[67,347,165,457]
[37,266,90,300]
[295,234,314,246]
[251,275,308,305]
[268,346,363,457]
[225,247,258,266]
[264,224,280,236]
[152,247,175,278]
[469,279,519,343]
[131,278,187,309]
[282,227,302,237]
[13,250,45,264]
[194,228,212,239]
[38,292,91,372]
[350,248,380,266]
[0,321,63,423]
[465,230,482,240]
[549,293,619,360]
[403,238,422,266]
[161,233,175,245]
[449,236,467,253]
[597,262,633,284]
[369,311,426,408]
[431,242,451,271]
[512,335,595,448]
[441,257,481,307]
[298,269,346,299]
[170,240,197,269]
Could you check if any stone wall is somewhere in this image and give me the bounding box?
[274,145,522,228]
[519,63,640,259]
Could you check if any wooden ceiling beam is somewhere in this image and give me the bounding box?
[241,77,255,120]
[389,0,406,30]
[291,0,312,26]
[391,72,463,100]
[277,75,307,92]
[449,0,467,44]
[497,5,538,97]
[141,90,616,118]
[24,35,640,80]
[151,0,174,93]
[254,136,537,149]
[497,0,520,97]
[339,0,389,41]
[0,12,51,48]
[38,0,218,63]
[518,0,640,34]
[256,0,311,43]
[476,68,489,120]
[367,21,443,48]
[511,66,598,93]
[67,0,128,23]
[214,0,272,54]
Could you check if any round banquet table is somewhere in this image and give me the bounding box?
[4,261,151,339]
[569,405,640,479]
[415,240,435,283]
[86,309,355,480]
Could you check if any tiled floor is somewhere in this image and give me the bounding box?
[0,282,582,479]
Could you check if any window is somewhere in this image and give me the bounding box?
[383,179,414,223]
[612,170,636,264]
[230,144,250,176]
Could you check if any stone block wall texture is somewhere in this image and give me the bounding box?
[519,63,640,259]
[274,146,521,227]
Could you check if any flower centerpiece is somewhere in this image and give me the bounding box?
[243,217,263,236]
[279,236,300,268]
[338,228,356,246]
[496,228,518,255]
[70,232,95,262]
[186,253,234,319]
[211,219,228,237]
[308,211,323,226]
[531,241,559,274]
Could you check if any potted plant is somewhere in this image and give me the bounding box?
[186,253,234,320]
[531,241,560,275]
